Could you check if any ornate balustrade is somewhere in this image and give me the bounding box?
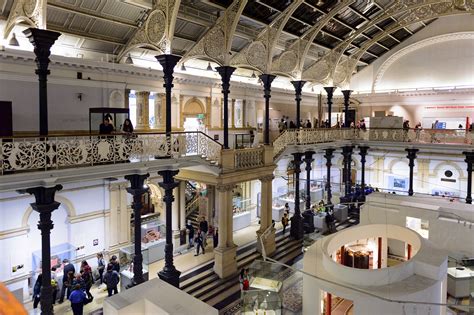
[273,128,473,158]
[234,147,265,169]
[0,131,222,175]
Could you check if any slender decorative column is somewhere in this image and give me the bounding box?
[155,55,181,137]
[135,91,150,130]
[291,81,306,128]
[324,148,335,205]
[341,146,353,197]
[405,148,419,196]
[260,74,276,144]
[304,151,315,209]
[463,151,474,204]
[23,28,61,136]
[290,152,304,240]
[158,170,181,287]
[22,185,63,314]
[324,87,336,128]
[216,66,236,149]
[125,174,149,286]
[256,175,275,256]
[359,146,370,199]
[341,90,352,128]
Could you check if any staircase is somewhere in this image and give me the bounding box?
[179,230,303,311]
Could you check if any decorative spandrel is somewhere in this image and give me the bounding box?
[4,0,45,39]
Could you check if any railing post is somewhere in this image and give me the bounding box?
[290,152,304,240]
[463,151,474,204]
[260,74,276,145]
[405,148,419,196]
[341,90,352,128]
[324,148,335,205]
[324,86,336,128]
[216,66,236,149]
[359,146,370,200]
[291,81,306,129]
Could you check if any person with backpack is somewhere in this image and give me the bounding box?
[80,260,93,300]
[282,212,289,235]
[32,273,42,309]
[69,284,90,315]
[186,220,195,248]
[96,253,106,284]
[194,228,205,256]
[103,263,120,297]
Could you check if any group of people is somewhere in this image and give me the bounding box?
[278,116,370,133]
[32,253,122,315]
[99,114,134,136]
[186,216,219,257]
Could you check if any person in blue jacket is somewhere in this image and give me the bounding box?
[69,284,88,315]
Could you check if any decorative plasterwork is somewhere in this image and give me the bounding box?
[181,0,248,66]
[3,0,46,39]
[373,32,474,91]
[118,0,181,61]
[230,0,302,74]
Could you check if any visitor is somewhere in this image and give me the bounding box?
[213,228,219,248]
[186,220,195,248]
[58,259,75,303]
[239,268,250,295]
[194,228,205,256]
[122,118,134,134]
[414,122,422,142]
[110,255,120,273]
[80,260,93,300]
[403,120,410,141]
[199,216,209,247]
[432,120,439,129]
[72,274,86,293]
[458,124,463,129]
[33,273,42,309]
[99,118,114,135]
[278,118,286,133]
[359,119,367,131]
[284,202,290,215]
[325,208,336,233]
[51,267,59,304]
[289,120,296,129]
[282,212,289,235]
[103,264,120,297]
[69,284,88,315]
[96,253,106,284]
[306,119,312,128]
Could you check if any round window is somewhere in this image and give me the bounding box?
[444,170,453,178]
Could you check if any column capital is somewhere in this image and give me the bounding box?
[259,175,274,183]
[23,28,61,71]
[21,185,63,210]
[463,151,474,164]
[125,174,150,196]
[158,170,180,191]
[216,184,235,193]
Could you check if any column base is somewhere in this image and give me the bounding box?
[256,228,276,257]
[213,245,237,279]
[158,267,181,288]
[290,214,304,240]
[172,231,185,253]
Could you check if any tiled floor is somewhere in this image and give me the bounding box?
[24,222,273,314]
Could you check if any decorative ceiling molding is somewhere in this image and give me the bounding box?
[3,0,46,39]
[373,32,474,91]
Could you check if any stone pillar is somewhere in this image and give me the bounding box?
[118,183,130,244]
[214,184,237,278]
[405,148,419,196]
[23,28,61,136]
[216,66,236,149]
[23,185,63,314]
[304,151,315,210]
[208,185,216,227]
[256,175,275,256]
[179,181,186,229]
[231,99,236,128]
[463,151,474,204]
[124,89,131,109]
[157,170,181,287]
[125,174,150,286]
[108,184,120,247]
[290,152,304,240]
[341,146,353,197]
[153,93,164,129]
[172,186,180,250]
[324,148,335,205]
[136,91,150,130]
[359,146,369,200]
[260,74,276,144]
[324,86,336,127]
[341,90,352,128]
[291,81,306,129]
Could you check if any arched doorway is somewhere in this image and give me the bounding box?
[181,97,206,131]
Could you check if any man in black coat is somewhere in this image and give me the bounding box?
[199,217,209,246]
[58,259,75,303]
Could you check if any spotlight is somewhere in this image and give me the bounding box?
[125,54,133,64]
[8,33,19,46]
[181,63,186,71]
[251,71,256,79]
[316,0,324,6]
[206,62,213,71]
[311,86,314,92]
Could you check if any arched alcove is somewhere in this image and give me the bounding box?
[181,97,206,129]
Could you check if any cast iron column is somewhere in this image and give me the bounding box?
[158,170,181,287]
[405,148,419,196]
[463,151,474,204]
[260,74,276,145]
[324,86,336,128]
[341,146,353,196]
[291,81,306,129]
[290,152,304,240]
[23,185,62,315]
[324,148,335,205]
[156,55,181,139]
[359,146,370,199]
[23,28,61,136]
[125,174,150,286]
[304,151,315,210]
[216,66,236,149]
[341,90,352,128]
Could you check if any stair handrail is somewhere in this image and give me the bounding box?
[185,195,201,217]
[259,223,275,261]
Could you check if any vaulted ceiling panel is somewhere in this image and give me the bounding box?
[80,39,116,52]
[47,7,70,27]
[88,20,132,40]
[80,0,101,11]
[68,15,93,32]
[101,0,143,22]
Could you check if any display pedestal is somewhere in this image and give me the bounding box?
[447,267,474,298]
[144,240,166,263]
[314,213,328,233]
[334,204,348,222]
[213,245,237,278]
[120,269,149,291]
[233,211,251,231]
[310,188,324,203]
[272,206,285,222]
[256,228,276,256]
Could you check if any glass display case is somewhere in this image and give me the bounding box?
[89,107,129,134]
[233,196,252,231]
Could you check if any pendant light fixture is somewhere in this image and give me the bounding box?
[8,33,19,46]
[251,71,256,79]
[181,63,186,71]
[125,53,133,64]
[206,62,213,71]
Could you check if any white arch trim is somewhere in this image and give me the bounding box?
[21,195,77,229]
[372,32,474,91]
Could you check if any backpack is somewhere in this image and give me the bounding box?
[105,271,119,288]
[242,279,249,290]
[282,216,289,226]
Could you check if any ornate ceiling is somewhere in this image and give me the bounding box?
[1,0,473,86]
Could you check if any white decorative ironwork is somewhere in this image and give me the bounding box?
[234,147,264,169]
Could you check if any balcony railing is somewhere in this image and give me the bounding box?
[274,128,473,157]
[0,131,222,175]
[234,146,265,169]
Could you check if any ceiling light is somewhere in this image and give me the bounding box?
[181,63,186,71]
[316,0,324,6]
[251,71,256,79]
[206,62,213,71]
[8,33,19,47]
[125,54,133,64]
[311,86,314,92]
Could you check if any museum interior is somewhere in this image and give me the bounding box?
[0,0,473,314]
